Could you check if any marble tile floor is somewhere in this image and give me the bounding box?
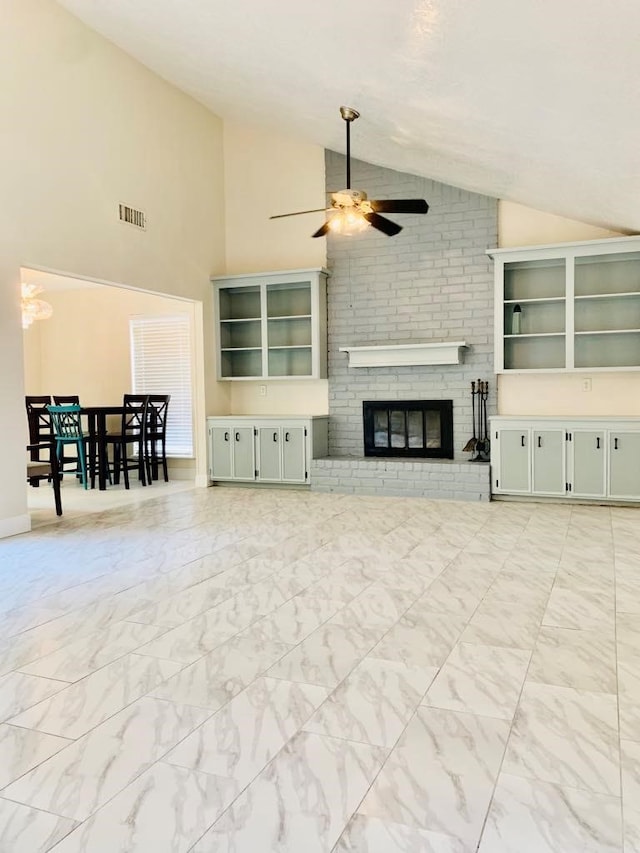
[1,485,639,851]
[27,478,196,530]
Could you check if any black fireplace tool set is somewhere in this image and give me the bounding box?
[463,379,490,461]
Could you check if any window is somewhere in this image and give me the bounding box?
[130,315,193,457]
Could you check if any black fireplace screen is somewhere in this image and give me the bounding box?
[363,400,453,459]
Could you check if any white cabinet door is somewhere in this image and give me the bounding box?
[257,427,282,481]
[282,426,306,483]
[532,430,565,496]
[572,430,606,498]
[231,427,256,481]
[609,432,640,499]
[210,426,233,480]
[496,429,531,493]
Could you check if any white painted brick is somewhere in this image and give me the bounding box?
[324,151,497,473]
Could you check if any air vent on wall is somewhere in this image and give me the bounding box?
[118,203,146,230]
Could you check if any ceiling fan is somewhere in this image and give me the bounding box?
[270,106,429,238]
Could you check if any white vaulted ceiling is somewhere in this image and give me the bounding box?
[57,0,640,231]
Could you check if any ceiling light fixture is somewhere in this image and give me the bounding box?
[327,208,369,236]
[21,283,53,330]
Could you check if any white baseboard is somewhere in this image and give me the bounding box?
[0,513,31,540]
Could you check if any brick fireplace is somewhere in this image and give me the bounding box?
[310,151,496,501]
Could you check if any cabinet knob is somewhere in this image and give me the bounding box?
[224,431,229,441]
[537,436,542,448]
[614,437,619,450]
[596,437,600,449]
[235,432,240,442]
[273,432,278,442]
[521,435,526,447]
[285,432,290,442]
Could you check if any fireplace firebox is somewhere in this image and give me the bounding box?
[363,400,453,459]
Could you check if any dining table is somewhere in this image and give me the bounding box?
[82,405,125,490]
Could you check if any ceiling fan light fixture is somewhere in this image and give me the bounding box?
[328,209,369,236]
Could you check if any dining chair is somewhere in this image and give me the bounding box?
[105,394,149,489]
[52,396,83,473]
[53,395,80,405]
[47,405,89,489]
[145,394,171,482]
[26,441,62,515]
[55,399,108,488]
[25,396,53,486]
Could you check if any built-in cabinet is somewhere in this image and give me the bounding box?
[491,417,640,501]
[212,269,328,380]
[207,416,328,485]
[489,236,640,372]
[209,424,255,481]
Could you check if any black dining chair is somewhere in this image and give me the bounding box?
[145,395,171,483]
[25,396,53,486]
[26,440,62,515]
[105,394,149,489]
[53,395,80,405]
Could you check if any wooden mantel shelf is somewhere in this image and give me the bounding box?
[339,341,467,368]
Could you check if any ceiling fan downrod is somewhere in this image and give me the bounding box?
[340,106,360,190]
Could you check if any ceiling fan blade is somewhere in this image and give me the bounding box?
[270,208,329,220]
[311,221,331,238]
[364,212,402,236]
[369,199,429,215]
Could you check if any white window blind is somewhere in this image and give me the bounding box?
[130,315,194,457]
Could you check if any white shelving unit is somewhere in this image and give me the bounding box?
[212,269,328,380]
[489,236,640,372]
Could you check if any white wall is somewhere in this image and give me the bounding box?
[222,121,329,416]
[223,121,327,275]
[498,201,625,247]
[23,284,193,406]
[0,0,226,536]
[496,201,639,417]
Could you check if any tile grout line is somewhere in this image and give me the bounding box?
[612,507,627,851]
[472,500,567,851]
